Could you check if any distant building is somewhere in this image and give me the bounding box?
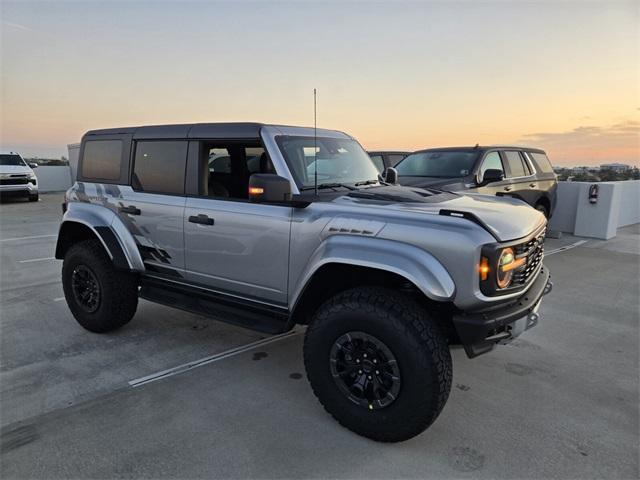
[600,163,631,172]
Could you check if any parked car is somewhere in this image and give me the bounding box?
[56,123,551,442]
[0,152,39,202]
[394,146,558,218]
[367,151,410,173]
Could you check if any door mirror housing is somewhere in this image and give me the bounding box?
[381,167,398,185]
[248,174,292,203]
[28,162,38,169]
[479,169,504,186]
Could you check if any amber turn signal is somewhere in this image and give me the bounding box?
[479,257,490,281]
[248,186,264,196]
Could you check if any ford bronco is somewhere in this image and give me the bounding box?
[56,123,552,442]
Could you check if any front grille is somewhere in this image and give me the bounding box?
[0,178,29,185]
[512,229,545,286]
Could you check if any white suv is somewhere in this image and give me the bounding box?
[0,152,39,202]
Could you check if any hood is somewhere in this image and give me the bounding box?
[342,186,545,242]
[0,165,33,175]
[398,176,467,191]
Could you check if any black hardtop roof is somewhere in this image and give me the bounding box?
[83,122,267,139]
[412,145,547,154]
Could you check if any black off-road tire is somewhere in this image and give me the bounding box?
[304,287,452,443]
[62,239,138,333]
[28,193,39,202]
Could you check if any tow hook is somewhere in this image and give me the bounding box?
[543,281,553,296]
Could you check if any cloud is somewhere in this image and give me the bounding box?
[517,121,640,166]
[2,21,32,32]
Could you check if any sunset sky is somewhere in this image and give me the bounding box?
[1,0,638,166]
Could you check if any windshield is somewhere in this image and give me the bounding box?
[276,136,379,189]
[395,151,478,178]
[0,154,27,166]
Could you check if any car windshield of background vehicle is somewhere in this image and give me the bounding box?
[395,151,478,178]
[276,136,379,189]
[0,154,26,166]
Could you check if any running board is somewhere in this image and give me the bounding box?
[140,277,290,334]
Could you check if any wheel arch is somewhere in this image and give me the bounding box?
[55,204,144,272]
[289,236,456,326]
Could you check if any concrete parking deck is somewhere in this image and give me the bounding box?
[1,194,638,479]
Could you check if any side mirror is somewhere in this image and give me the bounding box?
[248,174,292,203]
[28,162,38,169]
[382,167,398,185]
[479,169,503,186]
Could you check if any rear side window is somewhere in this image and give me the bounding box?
[133,141,188,194]
[82,140,122,180]
[529,152,554,173]
[504,151,527,178]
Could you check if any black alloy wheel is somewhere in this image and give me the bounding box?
[330,331,401,410]
[71,264,101,313]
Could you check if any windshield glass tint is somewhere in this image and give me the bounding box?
[276,136,379,188]
[0,154,26,166]
[396,151,478,178]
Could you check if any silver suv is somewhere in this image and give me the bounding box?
[56,123,552,442]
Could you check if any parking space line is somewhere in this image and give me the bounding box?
[0,234,57,242]
[53,297,65,302]
[546,240,588,256]
[18,257,55,264]
[129,329,302,388]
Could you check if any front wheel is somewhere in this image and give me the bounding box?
[28,193,39,202]
[62,239,138,333]
[304,287,452,442]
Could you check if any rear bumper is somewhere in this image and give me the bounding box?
[453,265,552,358]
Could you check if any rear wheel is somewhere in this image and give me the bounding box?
[62,239,138,333]
[304,287,452,442]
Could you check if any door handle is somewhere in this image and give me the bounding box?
[188,214,214,226]
[529,183,537,188]
[504,186,513,192]
[119,205,141,215]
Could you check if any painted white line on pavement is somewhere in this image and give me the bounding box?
[545,240,588,256]
[53,297,65,302]
[129,329,302,388]
[18,257,55,264]
[0,234,57,242]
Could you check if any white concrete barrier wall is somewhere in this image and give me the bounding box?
[549,180,640,239]
[617,180,640,227]
[35,166,72,192]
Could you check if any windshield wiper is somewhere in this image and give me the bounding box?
[353,179,380,187]
[300,182,357,192]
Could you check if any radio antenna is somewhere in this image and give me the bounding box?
[314,88,318,197]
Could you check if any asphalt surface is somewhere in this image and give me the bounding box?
[1,194,638,479]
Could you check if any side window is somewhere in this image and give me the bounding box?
[82,140,122,181]
[479,152,504,180]
[388,154,406,166]
[201,142,272,200]
[133,141,188,194]
[369,155,385,173]
[504,151,527,178]
[529,152,554,173]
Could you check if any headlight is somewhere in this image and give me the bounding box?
[496,247,525,289]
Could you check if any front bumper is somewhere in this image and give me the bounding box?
[0,183,38,196]
[453,265,552,358]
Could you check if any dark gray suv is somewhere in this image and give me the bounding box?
[395,146,558,218]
